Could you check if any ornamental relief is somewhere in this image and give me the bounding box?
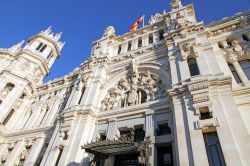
[220,39,250,61]
[101,71,167,111]
[18,59,43,83]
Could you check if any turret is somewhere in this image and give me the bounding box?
[0,27,64,130]
[24,26,65,68]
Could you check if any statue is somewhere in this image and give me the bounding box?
[231,39,243,52]
[102,26,116,38]
[148,13,163,25]
[127,85,138,106]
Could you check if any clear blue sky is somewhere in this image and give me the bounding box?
[0,0,249,82]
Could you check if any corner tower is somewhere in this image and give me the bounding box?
[0,27,64,129]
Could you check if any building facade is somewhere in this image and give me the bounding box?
[0,0,250,165]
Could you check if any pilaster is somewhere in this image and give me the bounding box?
[5,141,24,166]
[24,138,45,166]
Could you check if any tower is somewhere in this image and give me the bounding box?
[0,27,64,130]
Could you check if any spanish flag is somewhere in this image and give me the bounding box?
[130,15,144,32]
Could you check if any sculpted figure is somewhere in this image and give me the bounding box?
[102,26,116,38]
[127,85,138,106]
[231,39,243,52]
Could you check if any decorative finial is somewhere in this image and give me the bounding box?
[42,26,52,34]
[55,32,62,40]
[171,0,183,10]
[9,40,25,52]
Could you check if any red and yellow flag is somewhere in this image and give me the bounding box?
[130,15,144,32]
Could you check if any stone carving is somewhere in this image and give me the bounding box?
[220,38,250,59]
[102,26,116,38]
[101,70,167,111]
[19,60,32,72]
[32,66,43,83]
[91,43,102,56]
[171,0,183,10]
[149,13,163,25]
[0,83,15,101]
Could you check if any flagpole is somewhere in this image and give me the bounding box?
[143,15,145,27]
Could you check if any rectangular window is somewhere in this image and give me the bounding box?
[188,58,200,76]
[159,30,165,41]
[127,42,132,51]
[138,37,142,48]
[156,122,171,136]
[100,133,107,141]
[239,60,250,80]
[149,34,153,44]
[199,107,212,120]
[118,45,122,54]
[203,132,226,166]
[158,146,173,166]
[55,147,63,166]
[228,64,242,83]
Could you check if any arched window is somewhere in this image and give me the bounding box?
[228,64,242,83]
[36,43,43,51]
[239,60,250,80]
[40,44,47,53]
[2,109,15,126]
[187,58,200,76]
[242,34,249,42]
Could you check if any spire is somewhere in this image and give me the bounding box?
[55,32,62,41]
[171,0,183,10]
[42,26,52,35]
[9,40,25,52]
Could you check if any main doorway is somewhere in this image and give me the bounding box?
[114,153,140,166]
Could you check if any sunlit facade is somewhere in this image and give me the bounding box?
[0,0,250,165]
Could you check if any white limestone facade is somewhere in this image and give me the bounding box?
[0,0,249,165]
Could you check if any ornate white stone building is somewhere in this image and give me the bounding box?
[0,0,250,165]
